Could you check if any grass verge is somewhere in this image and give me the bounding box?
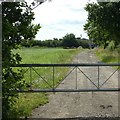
[95,47,120,63]
[12,47,81,118]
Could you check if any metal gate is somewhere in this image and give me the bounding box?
[13,63,120,92]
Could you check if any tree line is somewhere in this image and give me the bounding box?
[21,33,91,49]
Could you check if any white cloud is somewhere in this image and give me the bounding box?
[32,0,94,40]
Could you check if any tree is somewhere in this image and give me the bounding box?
[62,33,79,48]
[84,1,120,48]
[2,2,41,118]
[97,2,120,46]
[76,38,90,49]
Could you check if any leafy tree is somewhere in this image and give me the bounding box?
[97,2,120,46]
[84,1,120,48]
[2,2,40,118]
[77,38,90,49]
[62,33,79,48]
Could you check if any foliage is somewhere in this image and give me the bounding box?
[21,36,90,49]
[84,1,120,48]
[62,33,79,48]
[107,41,115,51]
[76,38,90,49]
[41,38,62,47]
[2,2,40,119]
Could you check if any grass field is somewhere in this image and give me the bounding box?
[12,47,81,118]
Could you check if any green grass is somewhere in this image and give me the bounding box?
[12,47,81,118]
[95,47,120,63]
[15,48,78,64]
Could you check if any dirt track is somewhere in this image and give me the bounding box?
[30,49,119,118]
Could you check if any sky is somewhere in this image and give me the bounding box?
[31,0,96,40]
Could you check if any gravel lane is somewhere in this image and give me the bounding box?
[30,49,119,118]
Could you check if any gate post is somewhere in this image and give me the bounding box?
[30,66,32,84]
[53,66,55,91]
[75,66,77,89]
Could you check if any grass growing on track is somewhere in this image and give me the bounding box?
[12,47,80,118]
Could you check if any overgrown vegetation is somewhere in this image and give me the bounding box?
[11,48,81,118]
[2,2,41,119]
[96,47,120,63]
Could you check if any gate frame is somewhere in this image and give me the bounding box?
[12,63,120,93]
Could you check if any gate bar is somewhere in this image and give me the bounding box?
[17,88,120,93]
[13,63,120,67]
